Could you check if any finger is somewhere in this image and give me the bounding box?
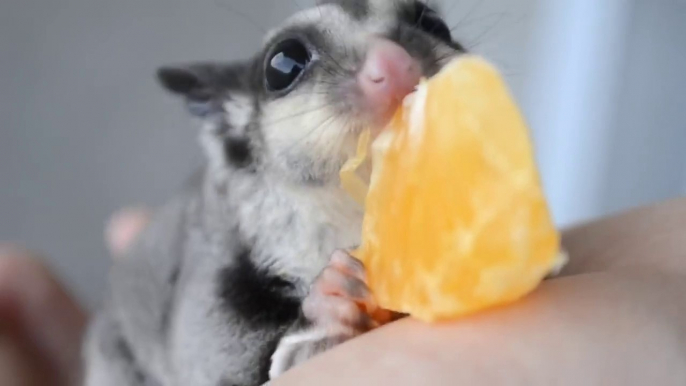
[0,246,87,386]
[105,207,152,258]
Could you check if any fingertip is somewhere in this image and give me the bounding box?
[105,207,152,258]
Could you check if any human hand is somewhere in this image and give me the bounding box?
[272,198,686,385]
[0,209,150,386]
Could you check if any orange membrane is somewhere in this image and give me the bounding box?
[339,129,371,206]
[341,56,565,322]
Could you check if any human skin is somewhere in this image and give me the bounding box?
[0,246,86,386]
[0,210,149,386]
[1,200,686,386]
[272,198,686,385]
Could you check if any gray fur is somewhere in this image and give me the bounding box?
[84,1,463,385]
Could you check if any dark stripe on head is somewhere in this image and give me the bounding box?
[217,247,301,327]
[321,0,369,20]
[395,1,465,52]
[387,22,440,76]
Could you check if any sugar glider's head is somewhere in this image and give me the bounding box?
[158,0,464,185]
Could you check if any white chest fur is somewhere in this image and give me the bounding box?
[234,178,364,291]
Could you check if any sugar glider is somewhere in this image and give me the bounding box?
[83,1,465,385]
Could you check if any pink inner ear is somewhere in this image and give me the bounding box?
[357,38,422,126]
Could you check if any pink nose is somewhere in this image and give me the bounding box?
[358,38,422,125]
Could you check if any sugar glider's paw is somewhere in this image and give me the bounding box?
[302,249,381,332]
[269,250,385,380]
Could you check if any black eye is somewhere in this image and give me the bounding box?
[413,3,452,42]
[265,39,312,92]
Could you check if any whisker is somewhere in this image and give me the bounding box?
[442,0,462,21]
[317,62,346,79]
[453,11,510,32]
[463,14,510,51]
[261,103,334,127]
[449,0,483,33]
[289,0,304,11]
[214,0,267,34]
[276,113,339,158]
[318,48,350,77]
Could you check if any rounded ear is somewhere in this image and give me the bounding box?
[156,62,251,117]
[157,64,225,101]
[156,63,229,117]
[157,66,204,96]
[156,61,251,96]
[156,63,235,100]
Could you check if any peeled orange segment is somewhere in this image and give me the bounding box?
[354,56,564,322]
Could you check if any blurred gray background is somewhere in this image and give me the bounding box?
[0,0,684,309]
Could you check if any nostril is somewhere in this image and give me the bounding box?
[364,60,388,85]
[370,75,386,84]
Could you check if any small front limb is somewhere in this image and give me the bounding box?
[268,250,393,380]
